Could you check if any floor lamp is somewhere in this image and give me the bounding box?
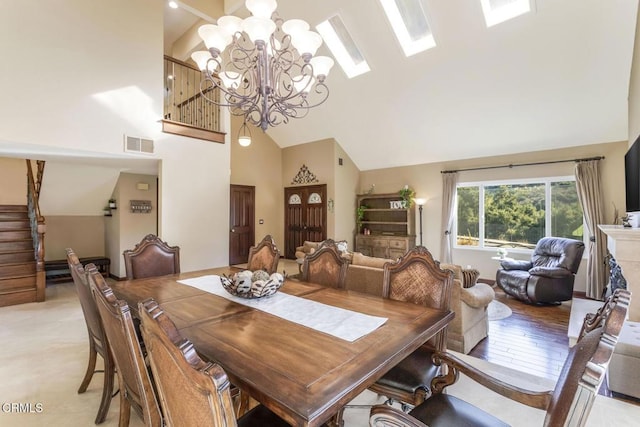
[415,198,426,246]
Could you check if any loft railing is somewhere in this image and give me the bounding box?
[162,56,225,143]
[26,159,46,302]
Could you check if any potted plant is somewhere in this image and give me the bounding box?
[108,198,117,209]
[356,205,368,232]
[399,185,415,208]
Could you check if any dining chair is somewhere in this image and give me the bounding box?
[301,238,349,289]
[87,264,162,427]
[368,246,454,409]
[137,297,291,427]
[67,248,115,424]
[123,234,180,280]
[369,288,631,427]
[246,234,280,274]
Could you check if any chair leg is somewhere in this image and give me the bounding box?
[331,408,345,427]
[78,340,98,394]
[232,389,251,418]
[94,353,116,424]
[118,389,131,427]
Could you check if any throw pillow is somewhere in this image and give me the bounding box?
[461,268,480,288]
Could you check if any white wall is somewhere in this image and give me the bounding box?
[333,142,360,249]
[629,3,640,146]
[38,162,121,216]
[0,158,27,205]
[0,0,230,272]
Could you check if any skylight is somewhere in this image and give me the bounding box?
[316,15,370,79]
[480,0,532,27]
[379,0,436,57]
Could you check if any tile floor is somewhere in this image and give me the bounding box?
[1,272,639,426]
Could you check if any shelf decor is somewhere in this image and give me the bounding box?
[399,185,416,208]
[130,200,152,214]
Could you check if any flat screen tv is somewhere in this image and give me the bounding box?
[625,136,640,212]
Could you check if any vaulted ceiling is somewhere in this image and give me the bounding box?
[170,0,639,171]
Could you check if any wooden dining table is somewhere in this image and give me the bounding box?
[110,267,453,427]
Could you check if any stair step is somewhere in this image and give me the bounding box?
[0,288,37,308]
[0,229,31,240]
[0,211,29,220]
[0,262,36,279]
[0,249,34,264]
[0,219,30,229]
[0,275,36,293]
[0,205,28,212]
[0,239,33,251]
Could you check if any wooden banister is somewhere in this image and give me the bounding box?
[26,159,46,302]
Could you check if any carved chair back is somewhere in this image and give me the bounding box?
[247,234,280,274]
[67,249,106,353]
[138,298,239,426]
[369,288,631,427]
[67,248,115,423]
[88,265,162,427]
[302,239,349,289]
[383,246,453,350]
[123,234,180,280]
[545,288,630,426]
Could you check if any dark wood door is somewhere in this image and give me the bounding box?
[229,185,255,265]
[284,184,327,258]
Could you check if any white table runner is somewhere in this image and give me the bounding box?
[178,275,387,342]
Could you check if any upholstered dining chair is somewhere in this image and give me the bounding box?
[246,234,280,274]
[368,246,454,409]
[137,297,291,427]
[66,248,114,424]
[369,288,631,427]
[123,234,180,280]
[301,238,349,289]
[87,264,162,427]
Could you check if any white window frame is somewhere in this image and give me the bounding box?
[454,175,587,253]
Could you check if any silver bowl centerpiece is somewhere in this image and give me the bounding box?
[220,270,285,299]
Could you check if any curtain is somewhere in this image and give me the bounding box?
[575,160,607,300]
[440,172,458,263]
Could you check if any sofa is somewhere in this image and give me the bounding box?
[441,264,495,353]
[496,237,585,304]
[295,242,495,353]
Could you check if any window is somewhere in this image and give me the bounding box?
[455,177,584,250]
[316,15,370,78]
[480,0,532,28]
[379,0,436,57]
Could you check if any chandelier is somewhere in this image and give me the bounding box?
[191,0,335,132]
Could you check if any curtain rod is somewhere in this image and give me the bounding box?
[440,156,605,174]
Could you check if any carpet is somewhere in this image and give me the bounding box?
[488,300,512,321]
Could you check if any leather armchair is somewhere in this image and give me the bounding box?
[496,237,585,304]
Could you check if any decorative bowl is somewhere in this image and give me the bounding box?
[220,270,285,299]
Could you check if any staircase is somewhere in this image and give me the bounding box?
[0,205,39,307]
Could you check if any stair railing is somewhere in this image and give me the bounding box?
[26,159,46,302]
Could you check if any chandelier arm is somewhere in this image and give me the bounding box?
[195,4,332,131]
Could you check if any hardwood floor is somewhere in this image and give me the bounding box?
[469,286,640,405]
[469,286,572,381]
